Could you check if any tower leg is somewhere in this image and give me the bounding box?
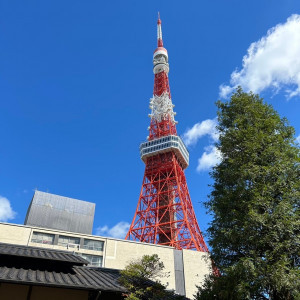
[126,152,208,252]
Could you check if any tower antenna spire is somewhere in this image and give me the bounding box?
[157,12,163,47]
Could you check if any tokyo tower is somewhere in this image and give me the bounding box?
[126,15,208,252]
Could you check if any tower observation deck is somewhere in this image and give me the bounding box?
[126,15,208,252]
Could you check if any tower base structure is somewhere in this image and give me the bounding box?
[126,152,208,252]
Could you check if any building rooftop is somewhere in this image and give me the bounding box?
[0,242,126,293]
[24,190,96,234]
[0,242,88,265]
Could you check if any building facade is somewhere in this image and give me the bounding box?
[0,221,211,298]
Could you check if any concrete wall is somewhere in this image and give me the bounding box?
[0,222,212,298]
[0,223,31,245]
[104,238,176,290]
[0,223,106,258]
[182,249,212,299]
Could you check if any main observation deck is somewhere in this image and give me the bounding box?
[139,135,189,169]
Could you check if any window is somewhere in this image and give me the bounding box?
[31,232,54,245]
[79,253,103,267]
[83,239,104,251]
[58,235,80,248]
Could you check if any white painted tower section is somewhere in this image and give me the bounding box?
[150,15,177,125]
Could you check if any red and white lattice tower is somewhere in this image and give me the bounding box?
[125,15,208,252]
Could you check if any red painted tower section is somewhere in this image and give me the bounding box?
[125,15,208,252]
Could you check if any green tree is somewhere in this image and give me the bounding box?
[195,88,300,300]
[119,254,185,300]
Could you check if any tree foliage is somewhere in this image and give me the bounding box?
[196,88,300,300]
[119,254,185,300]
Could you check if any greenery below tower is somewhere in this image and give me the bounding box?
[196,88,300,300]
[119,254,185,300]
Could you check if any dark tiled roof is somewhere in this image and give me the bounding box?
[0,265,126,292]
[0,243,88,265]
[0,243,126,293]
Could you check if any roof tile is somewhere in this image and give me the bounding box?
[0,243,126,293]
[0,243,87,265]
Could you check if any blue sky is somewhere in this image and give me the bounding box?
[1,1,300,241]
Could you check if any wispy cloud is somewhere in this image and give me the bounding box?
[183,118,219,147]
[96,221,130,239]
[220,14,300,99]
[183,118,221,172]
[196,146,221,172]
[296,135,300,144]
[0,196,16,222]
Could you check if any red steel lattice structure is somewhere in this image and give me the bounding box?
[125,15,208,252]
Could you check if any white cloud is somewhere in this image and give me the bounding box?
[196,146,221,172]
[0,196,16,222]
[96,221,130,239]
[220,14,300,99]
[296,135,300,144]
[183,118,221,172]
[183,118,219,146]
[219,84,234,99]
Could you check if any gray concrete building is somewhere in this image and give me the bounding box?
[24,191,95,234]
